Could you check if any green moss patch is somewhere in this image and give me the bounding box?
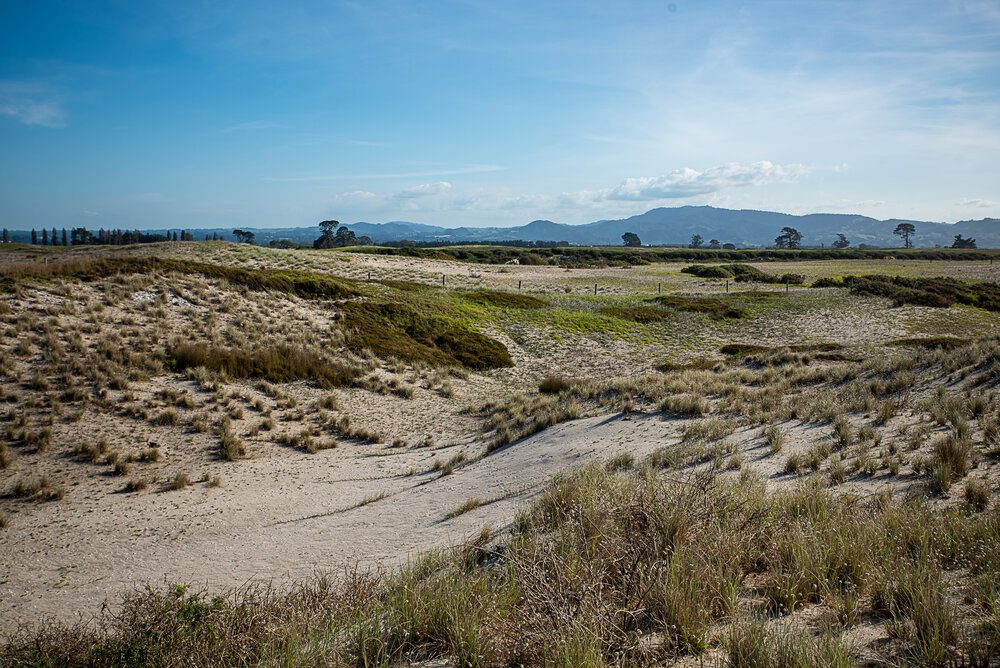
[813,275,1000,311]
[651,295,747,319]
[598,305,671,323]
[341,300,512,370]
[889,336,971,350]
[169,343,358,387]
[0,256,361,300]
[461,290,546,310]
[682,264,805,285]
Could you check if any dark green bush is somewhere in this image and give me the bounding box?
[813,275,1000,311]
[461,290,546,309]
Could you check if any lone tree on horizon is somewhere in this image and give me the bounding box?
[833,233,850,249]
[232,229,255,244]
[893,223,915,248]
[689,234,704,248]
[774,227,802,249]
[621,232,641,247]
[315,220,340,249]
[951,234,977,249]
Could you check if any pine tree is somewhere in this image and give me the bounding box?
[1,228,8,244]
[62,228,68,246]
[42,228,49,245]
[31,229,38,244]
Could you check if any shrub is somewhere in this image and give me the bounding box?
[928,434,973,495]
[661,393,710,416]
[538,376,573,394]
[812,275,1000,311]
[154,409,179,426]
[445,497,484,519]
[963,478,990,512]
[125,478,148,492]
[764,425,785,453]
[651,294,747,319]
[170,343,359,388]
[680,264,734,279]
[219,418,246,461]
[168,472,191,491]
[604,452,634,471]
[340,300,513,370]
[461,290,545,309]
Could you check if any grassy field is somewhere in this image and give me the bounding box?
[0,241,998,666]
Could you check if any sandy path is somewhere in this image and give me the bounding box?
[1,413,676,630]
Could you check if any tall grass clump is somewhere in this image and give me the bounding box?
[4,466,997,666]
[169,342,359,388]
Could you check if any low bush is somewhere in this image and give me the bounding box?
[651,295,747,319]
[812,275,1000,311]
[461,290,546,309]
[340,300,513,370]
[169,342,359,388]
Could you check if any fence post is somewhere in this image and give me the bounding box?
[441,274,445,286]
[785,277,789,292]
[518,280,522,291]
[594,283,598,296]
[368,271,371,281]
[726,280,729,293]
[658,282,661,294]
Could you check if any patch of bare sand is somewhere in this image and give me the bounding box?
[1,413,674,628]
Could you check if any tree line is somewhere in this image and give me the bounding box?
[0,221,980,250]
[618,224,977,250]
[2,227,202,246]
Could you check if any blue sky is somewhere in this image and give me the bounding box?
[2,1,999,230]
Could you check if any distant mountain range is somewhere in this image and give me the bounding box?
[6,206,999,248]
[338,207,1000,248]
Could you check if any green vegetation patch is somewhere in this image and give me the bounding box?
[813,275,1000,311]
[720,342,847,360]
[0,256,361,300]
[682,263,805,285]
[341,300,512,370]
[652,295,747,319]
[598,304,672,323]
[169,343,359,387]
[9,466,996,666]
[347,244,1000,267]
[375,279,436,292]
[889,336,972,350]
[461,290,546,310]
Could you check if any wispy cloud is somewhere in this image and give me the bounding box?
[956,198,997,208]
[263,164,504,182]
[392,181,452,199]
[220,120,277,133]
[565,162,810,204]
[0,81,67,128]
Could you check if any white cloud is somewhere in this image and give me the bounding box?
[392,181,452,199]
[333,190,377,200]
[0,81,67,128]
[220,120,276,133]
[956,198,997,208]
[563,161,810,205]
[263,164,503,182]
[607,162,809,201]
